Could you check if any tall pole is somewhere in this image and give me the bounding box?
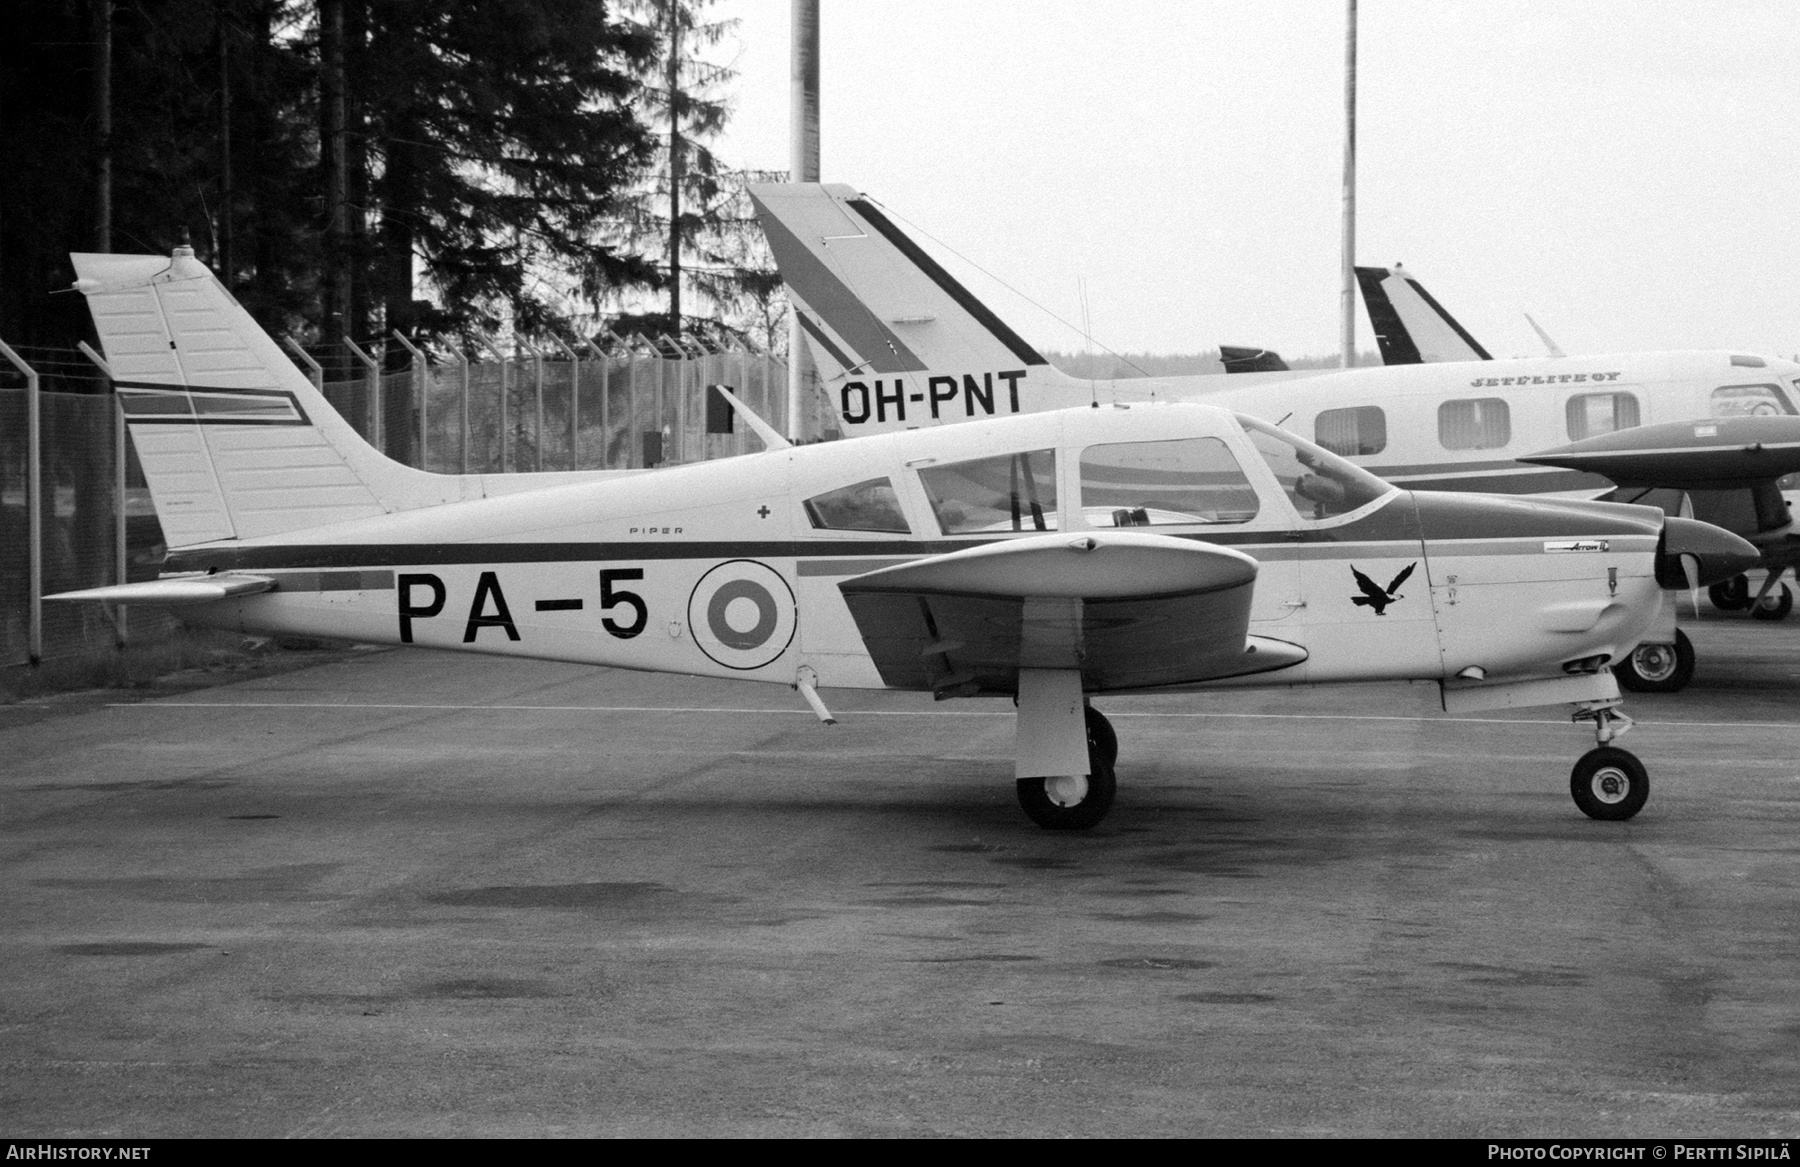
[320,0,349,373]
[786,0,819,442]
[1339,0,1357,369]
[667,3,683,337]
[218,4,233,287]
[93,0,112,251]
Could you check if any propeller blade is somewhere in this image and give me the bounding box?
[1682,552,1702,617]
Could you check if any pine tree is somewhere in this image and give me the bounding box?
[608,0,781,349]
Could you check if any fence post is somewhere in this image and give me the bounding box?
[481,340,508,473]
[551,336,581,471]
[617,335,641,468]
[80,341,128,645]
[585,337,610,469]
[391,330,429,470]
[518,338,545,472]
[343,336,382,451]
[0,339,42,663]
[284,337,324,391]
[455,351,471,475]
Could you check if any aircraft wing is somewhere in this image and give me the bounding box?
[45,574,276,604]
[838,532,1306,694]
[1520,416,1800,488]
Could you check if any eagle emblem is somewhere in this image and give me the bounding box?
[1350,562,1416,616]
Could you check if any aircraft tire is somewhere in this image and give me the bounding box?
[1613,630,1694,694]
[1570,747,1649,821]
[1085,705,1119,771]
[1751,583,1793,622]
[1016,757,1116,831]
[1708,575,1751,612]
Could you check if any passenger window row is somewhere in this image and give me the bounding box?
[1314,391,1646,457]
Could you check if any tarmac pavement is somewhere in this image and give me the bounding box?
[2,614,1799,1137]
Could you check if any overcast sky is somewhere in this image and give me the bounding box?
[705,0,1799,362]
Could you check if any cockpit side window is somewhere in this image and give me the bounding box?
[803,477,911,533]
[1711,383,1796,418]
[1237,414,1393,521]
[918,450,1059,534]
[1078,438,1258,526]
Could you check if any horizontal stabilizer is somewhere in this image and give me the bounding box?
[1219,346,1289,373]
[1520,415,1800,488]
[46,574,275,604]
[838,532,1303,693]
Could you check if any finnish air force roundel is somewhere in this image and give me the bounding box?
[687,560,797,670]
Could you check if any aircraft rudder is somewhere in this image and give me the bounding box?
[72,248,458,547]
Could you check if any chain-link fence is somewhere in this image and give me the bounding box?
[2,336,838,672]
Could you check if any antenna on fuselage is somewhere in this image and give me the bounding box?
[1078,276,1098,407]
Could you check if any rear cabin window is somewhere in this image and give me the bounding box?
[802,477,910,533]
[1438,398,1511,450]
[1711,383,1796,418]
[919,450,1058,534]
[1314,406,1388,456]
[1566,392,1641,441]
[1078,438,1259,526]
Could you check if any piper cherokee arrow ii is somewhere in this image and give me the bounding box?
[49,249,1760,829]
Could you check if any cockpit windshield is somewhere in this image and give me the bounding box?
[1236,414,1394,520]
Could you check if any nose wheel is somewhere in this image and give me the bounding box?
[1568,699,1648,820]
[1570,746,1649,821]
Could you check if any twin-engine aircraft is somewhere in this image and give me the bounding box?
[1354,262,1800,647]
[50,248,1759,829]
[747,183,1800,693]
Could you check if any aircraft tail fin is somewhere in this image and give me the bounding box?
[748,183,1049,382]
[1355,264,1492,365]
[72,248,466,548]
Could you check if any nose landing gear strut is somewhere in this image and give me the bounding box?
[1569,698,1648,820]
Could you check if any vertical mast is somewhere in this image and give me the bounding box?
[1340,0,1357,369]
[667,1,683,334]
[93,0,112,252]
[786,0,820,441]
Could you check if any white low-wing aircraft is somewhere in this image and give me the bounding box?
[747,183,1800,693]
[48,248,1760,829]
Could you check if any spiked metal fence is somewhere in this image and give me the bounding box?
[1,336,833,670]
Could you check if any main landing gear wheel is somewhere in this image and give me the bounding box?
[1751,583,1793,622]
[1709,575,1751,612]
[1085,705,1118,771]
[1570,746,1649,821]
[1613,629,1694,694]
[1016,758,1116,831]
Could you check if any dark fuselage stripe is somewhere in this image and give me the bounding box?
[165,534,1652,578]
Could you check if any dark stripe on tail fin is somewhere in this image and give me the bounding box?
[796,310,860,374]
[1355,266,1423,365]
[1405,278,1492,360]
[845,199,1048,367]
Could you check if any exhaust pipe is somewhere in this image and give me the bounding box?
[1655,516,1762,588]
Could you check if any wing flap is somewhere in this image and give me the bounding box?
[838,532,1302,692]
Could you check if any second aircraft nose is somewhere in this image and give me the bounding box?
[1657,516,1763,587]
